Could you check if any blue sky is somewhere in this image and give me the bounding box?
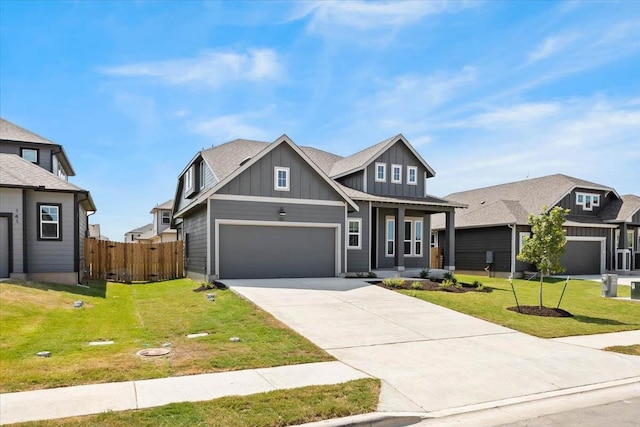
[1,0,639,241]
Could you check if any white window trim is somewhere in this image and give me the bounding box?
[162,211,171,225]
[185,167,193,191]
[391,164,402,184]
[519,232,531,253]
[407,166,417,185]
[40,205,60,240]
[576,192,600,211]
[199,160,205,190]
[385,216,395,257]
[403,217,423,257]
[347,218,362,250]
[274,167,290,191]
[375,163,386,182]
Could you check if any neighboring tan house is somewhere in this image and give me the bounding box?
[88,224,109,241]
[0,118,96,285]
[124,200,177,243]
[431,174,640,277]
[172,134,463,280]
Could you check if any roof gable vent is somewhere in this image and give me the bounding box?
[239,157,252,166]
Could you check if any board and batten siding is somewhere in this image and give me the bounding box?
[338,172,364,192]
[347,201,369,272]
[217,144,342,201]
[366,142,426,198]
[556,189,611,216]
[375,207,431,269]
[0,188,24,273]
[25,191,75,272]
[175,159,218,214]
[183,205,208,280]
[454,226,512,272]
[210,200,346,276]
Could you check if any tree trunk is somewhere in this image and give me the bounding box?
[539,273,544,309]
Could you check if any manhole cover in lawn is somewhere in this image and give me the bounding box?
[136,348,171,357]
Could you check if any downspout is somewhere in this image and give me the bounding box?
[508,224,516,277]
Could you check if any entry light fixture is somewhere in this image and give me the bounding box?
[279,207,286,219]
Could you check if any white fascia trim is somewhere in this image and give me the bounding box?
[214,219,342,277]
[363,168,368,193]
[347,217,362,250]
[391,164,402,184]
[210,193,349,208]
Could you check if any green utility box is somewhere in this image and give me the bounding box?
[631,282,640,300]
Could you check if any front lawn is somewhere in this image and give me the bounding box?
[16,379,380,427]
[605,344,640,356]
[400,275,640,338]
[0,279,332,393]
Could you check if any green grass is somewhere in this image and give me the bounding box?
[15,379,380,427]
[605,344,640,356]
[400,275,640,338]
[0,279,331,393]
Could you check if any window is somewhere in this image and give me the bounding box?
[386,217,395,256]
[576,192,600,211]
[185,167,193,191]
[199,161,205,190]
[403,218,423,256]
[162,211,171,225]
[375,163,386,182]
[391,164,402,184]
[348,219,361,249]
[21,148,39,164]
[38,204,61,240]
[407,166,417,185]
[615,229,635,249]
[274,167,290,191]
[519,232,531,253]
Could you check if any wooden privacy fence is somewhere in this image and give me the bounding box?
[84,238,184,282]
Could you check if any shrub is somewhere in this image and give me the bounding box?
[368,272,377,278]
[410,281,423,290]
[382,276,406,288]
[441,272,458,288]
[419,268,430,279]
[472,280,484,291]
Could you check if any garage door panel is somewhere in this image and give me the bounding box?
[561,240,601,275]
[219,225,336,279]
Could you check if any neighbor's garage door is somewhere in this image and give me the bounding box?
[561,240,602,275]
[219,224,336,279]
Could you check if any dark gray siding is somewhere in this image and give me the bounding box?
[176,159,217,214]
[26,191,75,272]
[564,226,609,238]
[557,188,609,216]
[184,205,207,279]
[366,142,426,198]
[515,225,533,272]
[211,200,346,276]
[0,188,24,273]
[632,210,640,225]
[0,143,54,173]
[218,144,342,201]
[338,172,364,192]
[374,207,430,269]
[347,201,369,272]
[455,227,512,272]
[219,225,335,278]
[78,204,87,273]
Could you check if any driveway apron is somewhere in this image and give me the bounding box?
[227,278,640,414]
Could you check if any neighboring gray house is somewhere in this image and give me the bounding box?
[172,134,462,280]
[431,174,640,277]
[0,118,96,285]
[125,199,177,244]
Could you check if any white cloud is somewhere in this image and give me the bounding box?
[461,103,560,128]
[190,108,275,141]
[293,0,476,33]
[527,34,578,63]
[99,49,284,88]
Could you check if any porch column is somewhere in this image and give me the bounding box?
[444,209,456,271]
[395,207,405,271]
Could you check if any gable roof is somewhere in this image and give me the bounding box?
[174,135,360,217]
[0,117,76,176]
[0,153,95,210]
[599,194,640,223]
[432,174,619,229]
[300,146,344,174]
[125,223,153,235]
[150,199,173,213]
[329,134,436,179]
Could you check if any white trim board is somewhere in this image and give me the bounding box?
[210,194,347,207]
[214,219,342,278]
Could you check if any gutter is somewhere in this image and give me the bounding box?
[508,224,516,277]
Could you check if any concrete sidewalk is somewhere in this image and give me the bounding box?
[551,329,640,349]
[0,361,369,425]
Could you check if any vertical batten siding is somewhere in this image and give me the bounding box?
[338,172,364,192]
[210,200,346,274]
[366,143,426,198]
[347,201,370,272]
[183,205,208,279]
[25,191,75,272]
[455,226,512,272]
[217,144,342,201]
[376,208,395,268]
[0,188,24,273]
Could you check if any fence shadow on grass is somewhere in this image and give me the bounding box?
[2,278,107,298]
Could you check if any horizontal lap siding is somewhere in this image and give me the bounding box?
[0,188,23,273]
[184,205,207,278]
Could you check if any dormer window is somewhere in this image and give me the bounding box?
[391,164,402,184]
[274,167,290,191]
[185,167,193,191]
[375,163,386,182]
[199,160,205,190]
[21,148,39,164]
[576,192,600,211]
[407,166,417,185]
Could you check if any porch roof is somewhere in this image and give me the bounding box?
[338,184,466,210]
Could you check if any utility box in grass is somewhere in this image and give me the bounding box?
[601,274,618,298]
[631,282,640,300]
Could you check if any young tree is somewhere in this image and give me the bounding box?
[517,206,570,309]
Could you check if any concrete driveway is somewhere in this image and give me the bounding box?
[227,278,640,415]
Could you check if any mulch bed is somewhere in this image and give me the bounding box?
[507,306,573,317]
[370,279,492,293]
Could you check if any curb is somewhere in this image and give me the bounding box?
[295,413,425,427]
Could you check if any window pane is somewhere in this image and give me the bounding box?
[415,241,422,255]
[387,241,394,255]
[22,149,38,163]
[577,194,584,203]
[415,221,422,240]
[42,223,58,238]
[404,221,411,237]
[387,220,394,239]
[349,235,359,247]
[404,241,411,254]
[349,221,359,233]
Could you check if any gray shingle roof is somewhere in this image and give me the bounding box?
[200,139,269,183]
[150,199,173,213]
[432,174,619,229]
[300,146,343,174]
[329,135,396,177]
[0,153,95,210]
[599,194,640,222]
[0,117,76,176]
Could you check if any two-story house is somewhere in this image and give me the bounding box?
[431,174,640,277]
[124,199,177,243]
[0,117,96,285]
[171,134,463,280]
